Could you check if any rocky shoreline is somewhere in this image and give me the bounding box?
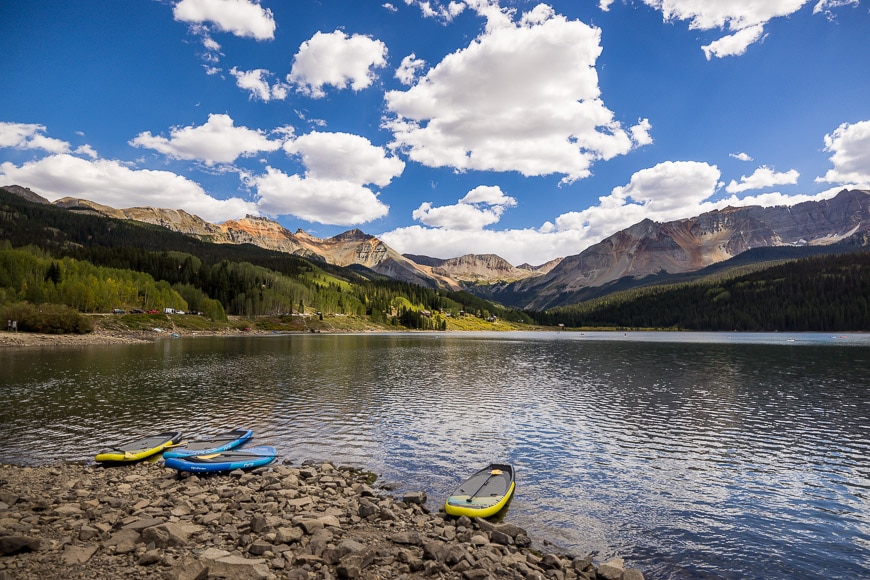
[0,460,645,579]
[0,328,269,348]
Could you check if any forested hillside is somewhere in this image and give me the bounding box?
[537,249,870,331]
[0,188,529,331]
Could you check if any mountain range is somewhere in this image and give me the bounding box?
[4,184,869,310]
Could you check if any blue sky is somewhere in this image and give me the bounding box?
[1,0,869,266]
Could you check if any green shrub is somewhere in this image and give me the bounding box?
[0,302,93,334]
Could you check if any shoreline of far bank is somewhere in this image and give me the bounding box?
[0,326,278,349]
[0,309,560,348]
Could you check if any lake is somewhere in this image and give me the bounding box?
[1,331,869,578]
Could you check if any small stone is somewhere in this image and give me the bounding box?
[490,530,513,545]
[470,534,489,546]
[248,540,273,556]
[275,526,303,544]
[540,553,563,569]
[53,503,83,516]
[403,491,427,505]
[103,528,141,554]
[78,525,101,541]
[250,514,267,533]
[623,568,646,580]
[138,548,162,566]
[390,531,423,546]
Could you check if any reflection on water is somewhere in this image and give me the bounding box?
[2,331,870,579]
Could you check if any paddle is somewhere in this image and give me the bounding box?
[465,468,503,503]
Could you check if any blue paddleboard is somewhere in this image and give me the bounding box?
[163,446,276,473]
[163,429,253,458]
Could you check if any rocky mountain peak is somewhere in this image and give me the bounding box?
[2,185,48,204]
[510,188,870,310]
[330,228,373,242]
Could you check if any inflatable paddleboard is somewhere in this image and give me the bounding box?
[163,446,277,473]
[95,431,183,463]
[445,463,515,518]
[163,429,253,458]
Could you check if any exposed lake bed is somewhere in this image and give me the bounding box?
[2,331,869,578]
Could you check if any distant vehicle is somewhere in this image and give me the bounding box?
[112,308,125,314]
[164,308,175,314]
[130,309,144,314]
[147,309,160,314]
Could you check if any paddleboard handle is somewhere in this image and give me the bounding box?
[466,469,503,502]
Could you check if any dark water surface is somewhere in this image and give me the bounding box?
[2,331,869,578]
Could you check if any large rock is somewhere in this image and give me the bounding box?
[198,548,271,579]
[0,535,40,555]
[141,521,202,548]
[61,544,98,565]
[598,557,626,580]
[336,547,376,579]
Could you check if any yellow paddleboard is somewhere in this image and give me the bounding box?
[95,431,183,463]
[445,463,515,518]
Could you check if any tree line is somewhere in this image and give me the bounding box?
[536,250,870,331]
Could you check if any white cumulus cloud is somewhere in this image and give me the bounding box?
[411,185,517,231]
[251,167,390,225]
[0,153,255,222]
[395,54,427,85]
[637,0,858,59]
[229,67,289,101]
[283,131,405,187]
[129,113,284,166]
[816,119,870,187]
[384,6,650,183]
[405,0,466,22]
[250,131,403,225]
[702,25,766,60]
[288,30,388,98]
[0,122,71,154]
[173,0,276,40]
[726,165,800,193]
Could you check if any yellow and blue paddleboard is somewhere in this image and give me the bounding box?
[95,431,183,463]
[445,463,515,518]
[163,429,253,458]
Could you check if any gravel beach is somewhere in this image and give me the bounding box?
[0,460,645,579]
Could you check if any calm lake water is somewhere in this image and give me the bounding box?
[2,331,869,578]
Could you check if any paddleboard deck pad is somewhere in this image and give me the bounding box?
[163,446,277,473]
[445,463,515,518]
[163,429,253,458]
[95,431,183,463]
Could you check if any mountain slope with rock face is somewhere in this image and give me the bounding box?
[404,253,560,284]
[8,190,457,289]
[497,189,870,309]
